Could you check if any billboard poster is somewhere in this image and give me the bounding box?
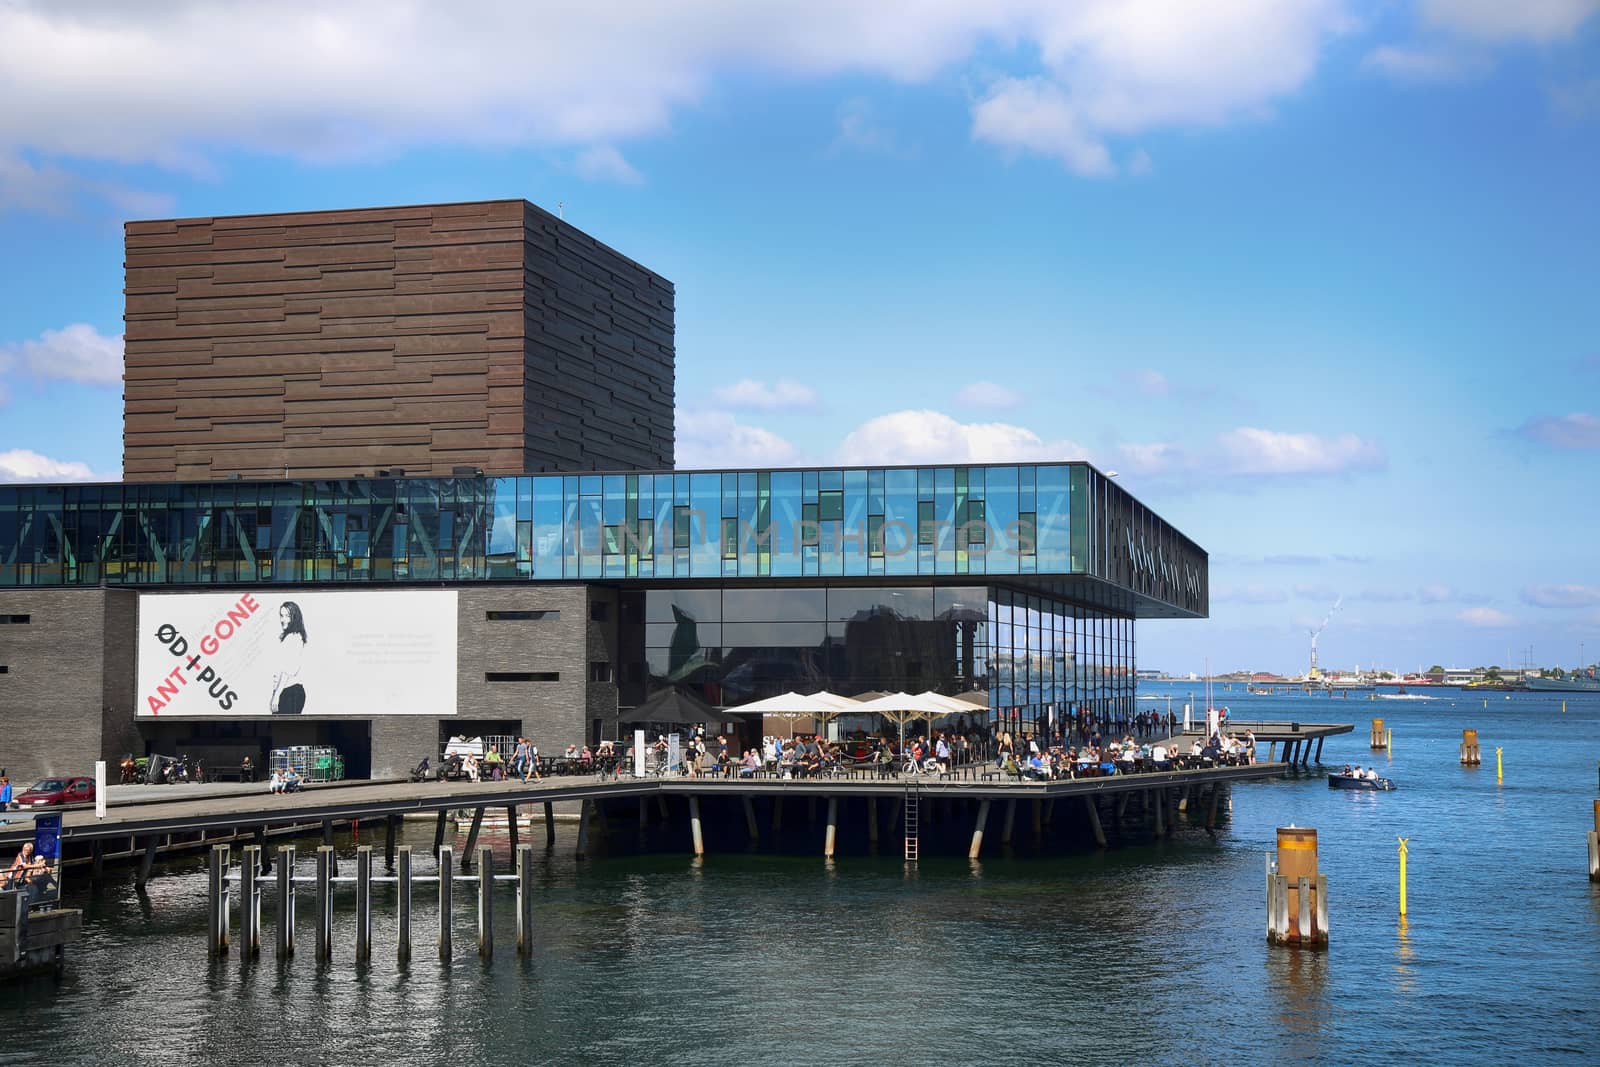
[137,590,458,717]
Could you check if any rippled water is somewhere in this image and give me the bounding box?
[4,687,1598,1066]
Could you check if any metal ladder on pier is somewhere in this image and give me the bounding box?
[903,782,921,861]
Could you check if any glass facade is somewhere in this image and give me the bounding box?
[624,583,1132,729]
[0,464,1204,617]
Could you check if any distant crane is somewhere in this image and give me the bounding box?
[1307,596,1343,680]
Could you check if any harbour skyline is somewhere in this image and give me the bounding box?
[2,1,1597,674]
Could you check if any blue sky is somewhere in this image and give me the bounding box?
[1,0,1597,675]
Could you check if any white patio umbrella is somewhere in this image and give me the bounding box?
[847,691,954,748]
[727,690,856,738]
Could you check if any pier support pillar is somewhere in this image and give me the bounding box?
[1002,799,1017,846]
[1315,738,1326,764]
[322,818,338,876]
[91,841,105,885]
[136,835,157,889]
[743,796,760,844]
[688,796,704,856]
[516,845,535,957]
[576,799,592,859]
[639,797,649,831]
[432,810,447,857]
[355,846,373,963]
[1153,790,1166,837]
[397,846,413,965]
[1267,826,1327,948]
[276,845,296,960]
[240,845,262,958]
[824,798,838,859]
[1032,800,1043,838]
[477,847,493,960]
[1206,786,1222,831]
[969,798,991,859]
[207,845,230,957]
[462,807,485,870]
[545,802,556,850]
[384,816,398,872]
[437,845,453,961]
[506,805,520,852]
[1085,796,1107,848]
[773,796,784,833]
[314,846,333,963]
[868,797,879,847]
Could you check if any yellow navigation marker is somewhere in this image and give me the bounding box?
[1398,837,1409,917]
[1496,746,1503,783]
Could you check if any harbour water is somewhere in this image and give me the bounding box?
[3,686,1598,1066]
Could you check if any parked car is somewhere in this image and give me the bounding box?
[14,776,95,807]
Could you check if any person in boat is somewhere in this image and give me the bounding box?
[1342,764,1353,776]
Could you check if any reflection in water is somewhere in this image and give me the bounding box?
[1394,917,1416,994]
[1271,945,1330,1061]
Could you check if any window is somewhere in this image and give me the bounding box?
[485,672,559,682]
[590,602,608,622]
[589,662,612,683]
[721,517,739,560]
[486,610,560,621]
[0,665,8,674]
[0,614,30,624]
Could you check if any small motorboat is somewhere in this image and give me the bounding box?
[1328,773,1396,791]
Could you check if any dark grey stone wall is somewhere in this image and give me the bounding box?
[100,590,140,764]
[0,589,111,785]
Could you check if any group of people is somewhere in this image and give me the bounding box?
[2,842,51,902]
[1341,764,1383,780]
[266,766,303,794]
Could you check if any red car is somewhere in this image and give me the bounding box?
[14,776,95,808]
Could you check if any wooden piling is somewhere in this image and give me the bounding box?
[969,798,991,859]
[516,845,535,957]
[437,844,453,961]
[322,818,338,875]
[506,805,520,852]
[241,844,261,958]
[688,796,704,856]
[1002,799,1017,846]
[545,802,557,849]
[355,846,372,963]
[207,845,229,957]
[639,797,649,830]
[462,807,485,870]
[576,799,592,858]
[432,810,447,857]
[136,835,156,889]
[276,845,296,959]
[824,798,838,858]
[1153,790,1166,837]
[743,796,760,843]
[1206,785,1221,830]
[397,846,412,964]
[1084,795,1107,848]
[384,816,398,871]
[314,846,333,963]
[477,847,493,960]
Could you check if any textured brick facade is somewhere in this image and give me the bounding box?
[123,200,674,481]
[1,585,615,782]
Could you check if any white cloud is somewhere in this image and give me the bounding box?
[0,1,1355,192]
[571,145,644,185]
[836,410,1085,466]
[0,154,172,217]
[1362,45,1493,82]
[1212,584,1290,605]
[0,323,124,387]
[972,78,1114,176]
[1212,427,1385,476]
[1457,606,1514,627]
[0,448,106,483]
[1419,0,1600,42]
[675,411,803,470]
[1516,412,1600,449]
[712,379,820,412]
[831,97,909,156]
[1522,583,1600,608]
[955,381,1024,410]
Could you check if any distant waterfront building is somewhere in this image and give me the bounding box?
[0,200,1208,784]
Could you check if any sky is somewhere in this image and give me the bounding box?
[1,0,1597,676]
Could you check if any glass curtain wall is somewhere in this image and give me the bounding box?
[986,587,1135,741]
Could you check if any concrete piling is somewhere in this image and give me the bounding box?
[1460,729,1481,766]
[824,798,838,858]
[462,807,485,869]
[314,846,333,963]
[397,846,412,964]
[1084,795,1107,848]
[241,844,261,958]
[207,845,230,957]
[688,797,704,856]
[743,796,760,843]
[516,845,535,957]
[437,844,453,961]
[1266,826,1327,948]
[969,798,991,859]
[355,846,372,963]
[276,845,296,959]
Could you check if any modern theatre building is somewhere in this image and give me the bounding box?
[0,200,1207,785]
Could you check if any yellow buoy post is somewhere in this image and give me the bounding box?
[1398,837,1409,917]
[1496,747,1503,783]
[1387,728,1392,753]
[1267,826,1327,948]
[1460,729,1481,766]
